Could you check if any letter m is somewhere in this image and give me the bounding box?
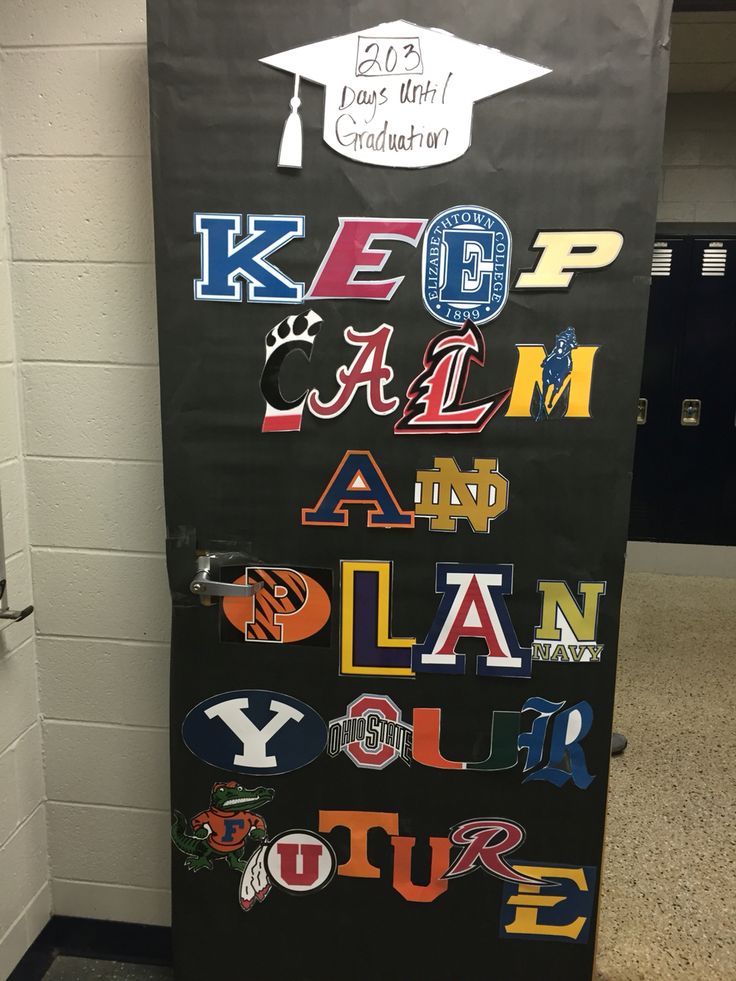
[505,344,599,418]
[194,213,305,303]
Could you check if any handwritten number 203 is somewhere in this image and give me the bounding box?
[357,41,421,76]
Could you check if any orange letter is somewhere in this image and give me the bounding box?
[391,836,451,902]
[319,810,399,879]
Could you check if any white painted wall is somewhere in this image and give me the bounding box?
[0,101,50,980]
[658,93,736,222]
[0,4,733,966]
[0,0,171,946]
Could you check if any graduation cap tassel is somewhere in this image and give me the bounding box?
[278,74,302,169]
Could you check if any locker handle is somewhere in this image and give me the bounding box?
[190,554,264,598]
[637,398,648,425]
[681,399,701,426]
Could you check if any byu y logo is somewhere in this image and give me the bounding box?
[500,864,597,943]
[182,690,327,776]
[422,206,511,326]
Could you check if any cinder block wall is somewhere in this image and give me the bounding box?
[0,117,50,978]
[658,94,736,222]
[0,3,734,958]
[0,0,171,943]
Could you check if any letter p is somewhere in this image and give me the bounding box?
[515,231,623,289]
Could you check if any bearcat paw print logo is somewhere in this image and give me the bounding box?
[261,310,323,432]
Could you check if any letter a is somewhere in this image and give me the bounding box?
[308,324,399,419]
[302,451,414,528]
[412,564,531,678]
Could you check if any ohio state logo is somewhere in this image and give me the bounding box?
[327,694,412,769]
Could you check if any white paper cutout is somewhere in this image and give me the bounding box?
[261,20,551,170]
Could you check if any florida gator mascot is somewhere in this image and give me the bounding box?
[171,781,275,910]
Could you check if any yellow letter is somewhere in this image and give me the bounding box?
[505,345,599,418]
[515,231,623,289]
[535,581,606,643]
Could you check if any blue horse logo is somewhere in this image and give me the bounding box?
[536,327,578,421]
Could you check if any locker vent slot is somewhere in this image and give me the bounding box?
[651,245,672,277]
[701,246,727,277]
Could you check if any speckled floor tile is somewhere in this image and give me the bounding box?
[595,572,736,981]
[42,956,172,980]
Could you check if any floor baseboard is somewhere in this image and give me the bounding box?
[9,917,172,981]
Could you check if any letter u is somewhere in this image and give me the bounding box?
[391,836,451,902]
[412,708,520,771]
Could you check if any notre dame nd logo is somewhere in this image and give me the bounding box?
[415,457,508,532]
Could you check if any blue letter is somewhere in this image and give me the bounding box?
[221,818,245,843]
[439,229,496,304]
[518,697,595,789]
[194,213,304,303]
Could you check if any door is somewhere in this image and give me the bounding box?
[630,236,736,545]
[670,238,736,545]
[146,3,670,979]
[629,238,692,541]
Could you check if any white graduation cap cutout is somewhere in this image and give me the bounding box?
[261,20,551,170]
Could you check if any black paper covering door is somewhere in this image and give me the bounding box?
[146,3,671,978]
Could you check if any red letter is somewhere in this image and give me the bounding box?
[395,322,510,434]
[308,218,426,301]
[309,324,398,418]
[275,842,323,887]
[445,819,545,884]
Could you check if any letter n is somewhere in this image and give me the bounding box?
[535,580,606,643]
